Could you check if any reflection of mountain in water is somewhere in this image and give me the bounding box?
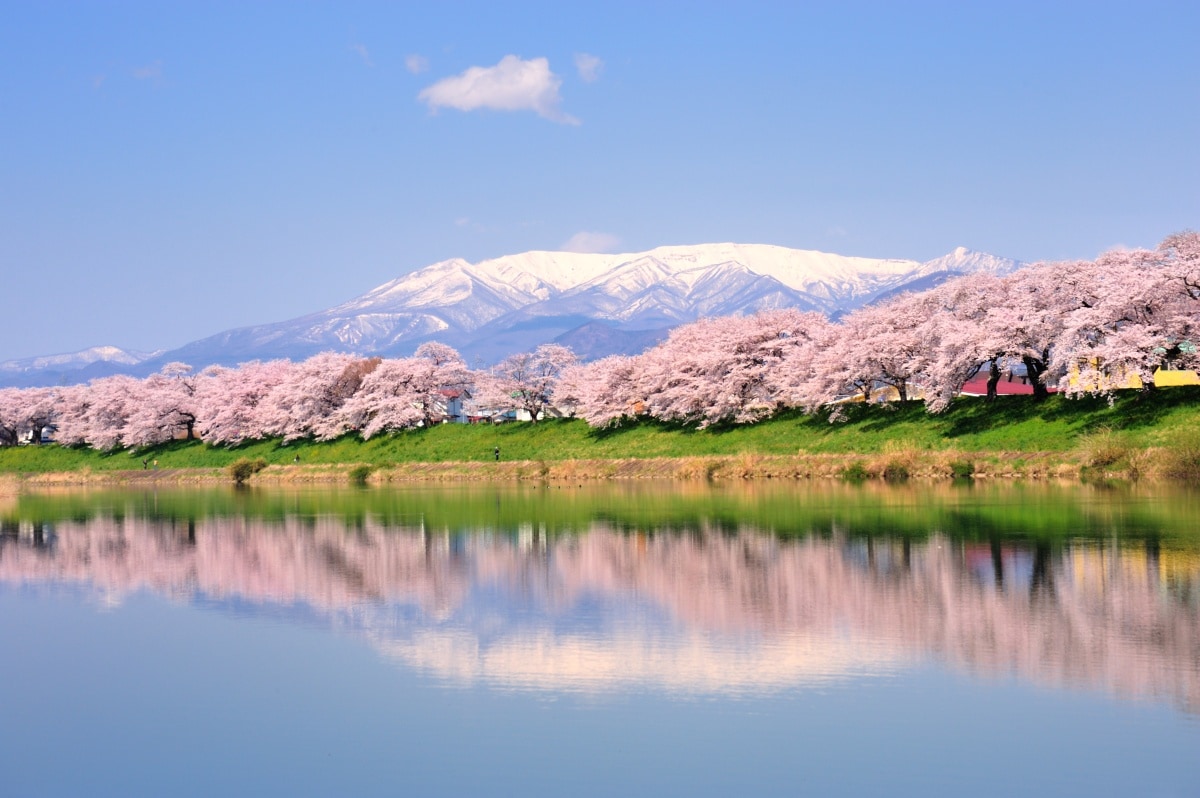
[1,516,1197,710]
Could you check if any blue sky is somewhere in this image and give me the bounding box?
[2,1,1197,362]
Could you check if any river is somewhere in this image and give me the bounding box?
[2,482,1197,796]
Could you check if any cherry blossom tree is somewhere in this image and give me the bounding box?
[1154,230,1200,368]
[47,384,85,447]
[1052,240,1200,397]
[633,310,826,427]
[557,355,646,427]
[120,362,201,447]
[335,358,425,439]
[53,375,140,450]
[0,388,23,446]
[800,297,931,409]
[254,352,367,441]
[332,346,472,438]
[411,342,471,426]
[312,356,383,440]
[1160,230,1200,298]
[195,359,295,445]
[762,313,832,411]
[0,386,58,445]
[474,344,578,422]
[19,387,58,444]
[957,259,1095,402]
[911,272,1018,411]
[413,341,463,368]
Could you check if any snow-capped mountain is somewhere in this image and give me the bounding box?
[0,346,160,387]
[3,243,1023,385]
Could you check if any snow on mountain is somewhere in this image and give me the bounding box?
[0,345,156,374]
[913,246,1020,279]
[0,346,161,387]
[150,242,1020,368]
[2,243,1024,386]
[315,243,1020,335]
[859,247,1023,310]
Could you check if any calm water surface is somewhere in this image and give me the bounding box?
[2,482,1198,796]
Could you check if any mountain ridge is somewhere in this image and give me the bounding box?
[1,242,1023,386]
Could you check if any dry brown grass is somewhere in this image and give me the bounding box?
[10,446,1191,487]
[862,442,940,481]
[1078,426,1131,468]
[1152,428,1200,482]
[672,457,722,481]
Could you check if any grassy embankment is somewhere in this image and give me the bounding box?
[2,387,1199,485]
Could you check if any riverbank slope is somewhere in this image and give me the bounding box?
[3,390,1199,485]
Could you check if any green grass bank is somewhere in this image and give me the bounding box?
[3,388,1200,485]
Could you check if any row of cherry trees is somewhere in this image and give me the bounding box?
[556,231,1200,426]
[0,231,1195,448]
[0,342,578,450]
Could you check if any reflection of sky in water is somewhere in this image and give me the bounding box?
[199,558,908,696]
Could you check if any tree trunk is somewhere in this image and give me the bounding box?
[1022,355,1049,400]
[986,361,1001,401]
[1030,542,1055,602]
[990,538,1005,591]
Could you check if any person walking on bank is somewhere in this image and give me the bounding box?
[494,447,500,462]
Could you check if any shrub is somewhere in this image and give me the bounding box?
[949,460,975,479]
[882,461,910,483]
[348,464,374,485]
[1125,448,1152,482]
[841,461,869,482]
[230,457,267,485]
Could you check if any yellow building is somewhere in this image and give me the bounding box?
[1068,362,1200,392]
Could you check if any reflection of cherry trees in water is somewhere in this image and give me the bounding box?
[1,516,1197,710]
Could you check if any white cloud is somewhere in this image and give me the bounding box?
[132,60,163,81]
[351,43,372,66]
[451,217,502,234]
[405,54,429,74]
[418,55,578,125]
[574,53,603,83]
[561,231,621,253]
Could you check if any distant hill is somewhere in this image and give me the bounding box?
[0,346,161,388]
